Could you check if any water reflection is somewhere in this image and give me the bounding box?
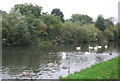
[2,42,119,79]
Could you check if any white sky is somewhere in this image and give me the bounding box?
[0,0,119,21]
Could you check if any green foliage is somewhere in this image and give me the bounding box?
[95,15,106,31]
[85,24,100,42]
[61,57,119,79]
[104,19,114,28]
[25,16,47,43]
[13,3,42,18]
[3,12,34,45]
[41,41,52,46]
[1,3,119,46]
[51,8,64,22]
[104,29,114,41]
[40,14,63,40]
[115,23,120,41]
[70,14,93,25]
[75,27,90,43]
[16,21,32,45]
[96,31,106,42]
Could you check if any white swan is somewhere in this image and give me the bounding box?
[105,45,108,49]
[62,52,66,59]
[97,45,102,49]
[85,51,90,54]
[93,46,98,52]
[76,46,81,51]
[89,45,93,49]
[94,46,98,50]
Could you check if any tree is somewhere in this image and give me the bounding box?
[40,14,63,40]
[104,19,114,28]
[115,23,120,42]
[70,14,93,25]
[51,8,64,22]
[104,29,114,41]
[12,3,42,18]
[2,11,32,45]
[75,27,90,43]
[95,15,106,31]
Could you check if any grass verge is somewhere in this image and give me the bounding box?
[60,56,119,80]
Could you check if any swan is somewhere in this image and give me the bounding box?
[97,45,102,49]
[62,52,66,59]
[62,62,70,73]
[94,46,98,51]
[62,65,70,69]
[89,45,93,49]
[76,46,81,51]
[85,51,90,54]
[105,45,108,49]
[22,72,31,76]
[47,63,55,67]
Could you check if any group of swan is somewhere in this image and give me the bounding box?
[22,44,109,76]
[76,45,107,51]
[76,45,108,54]
[89,45,104,50]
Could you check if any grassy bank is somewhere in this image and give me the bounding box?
[60,57,119,80]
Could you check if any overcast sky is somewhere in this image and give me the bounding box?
[0,0,119,21]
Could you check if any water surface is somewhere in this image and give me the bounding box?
[2,42,119,79]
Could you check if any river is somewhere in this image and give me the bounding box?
[1,42,119,79]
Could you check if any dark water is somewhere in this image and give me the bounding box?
[1,42,119,79]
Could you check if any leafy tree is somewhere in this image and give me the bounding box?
[95,15,106,31]
[40,14,63,40]
[16,21,32,45]
[12,3,42,18]
[104,29,114,41]
[85,24,100,42]
[96,31,106,42]
[115,23,120,41]
[104,18,114,31]
[2,3,119,46]
[77,27,90,43]
[70,14,93,25]
[25,16,47,43]
[2,11,32,45]
[51,8,64,22]
[61,21,80,43]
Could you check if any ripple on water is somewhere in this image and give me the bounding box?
[2,46,119,79]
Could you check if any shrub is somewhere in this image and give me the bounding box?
[104,29,114,41]
[96,31,107,42]
[75,27,90,43]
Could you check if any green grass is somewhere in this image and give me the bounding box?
[60,57,119,80]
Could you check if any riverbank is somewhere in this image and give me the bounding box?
[60,57,119,79]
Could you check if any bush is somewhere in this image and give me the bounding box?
[85,24,100,42]
[104,29,114,41]
[75,27,90,43]
[96,31,107,42]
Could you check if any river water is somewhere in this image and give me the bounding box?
[1,42,119,79]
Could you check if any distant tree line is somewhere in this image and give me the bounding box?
[1,3,120,46]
